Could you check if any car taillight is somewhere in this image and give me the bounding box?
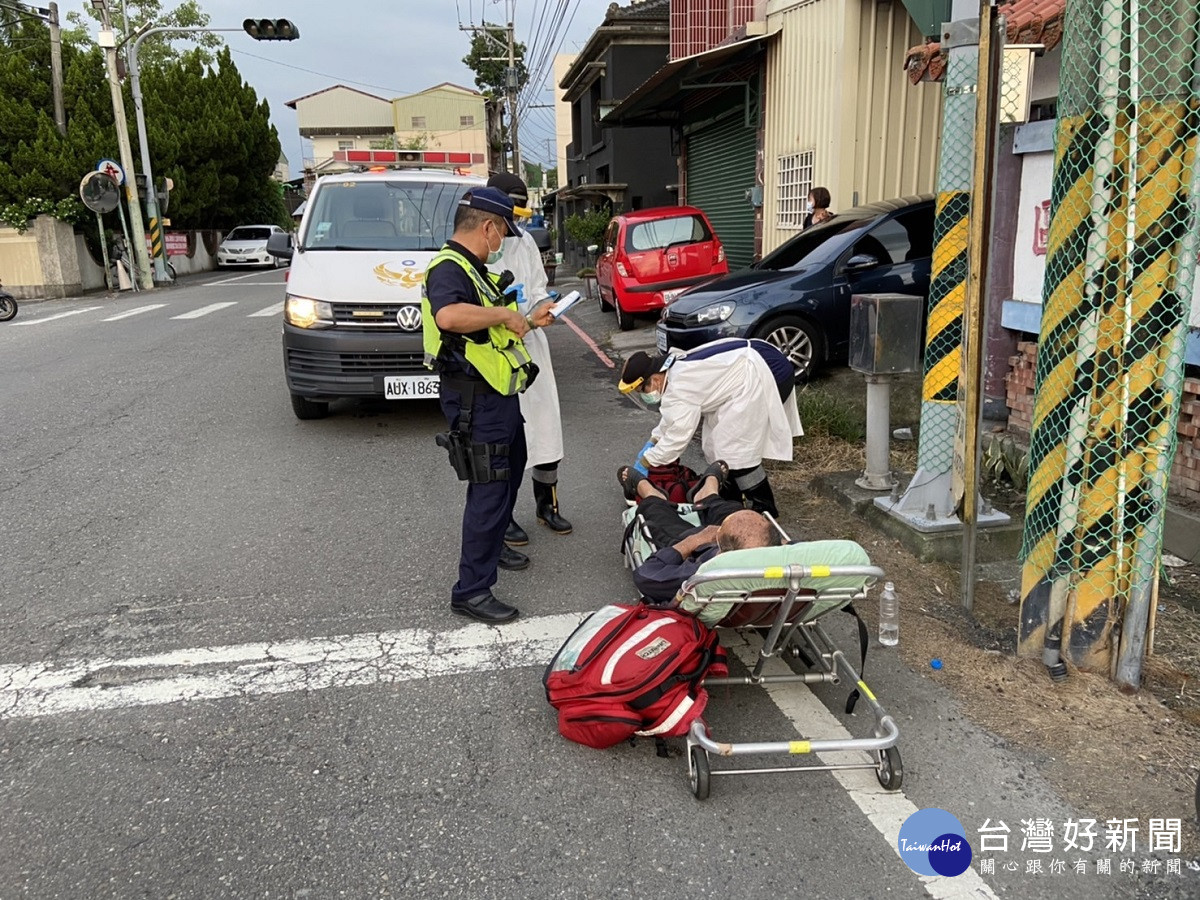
[616,261,629,277]
[716,245,725,263]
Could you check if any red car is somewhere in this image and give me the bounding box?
[595,206,727,330]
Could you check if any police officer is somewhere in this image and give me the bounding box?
[423,187,556,623]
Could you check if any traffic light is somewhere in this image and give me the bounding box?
[243,18,299,41]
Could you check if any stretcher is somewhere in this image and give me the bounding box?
[621,502,902,800]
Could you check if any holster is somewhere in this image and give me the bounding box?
[435,379,510,484]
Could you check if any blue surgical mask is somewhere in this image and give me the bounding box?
[486,225,504,265]
[639,390,662,409]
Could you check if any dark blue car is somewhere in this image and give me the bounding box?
[655,195,935,380]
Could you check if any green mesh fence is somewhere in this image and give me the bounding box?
[1018,0,1200,681]
[918,49,978,475]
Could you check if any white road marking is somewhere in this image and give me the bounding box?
[248,301,284,317]
[170,302,237,320]
[206,271,276,285]
[102,303,167,321]
[0,613,587,720]
[14,306,102,326]
[726,637,998,900]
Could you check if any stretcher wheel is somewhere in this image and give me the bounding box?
[876,745,903,791]
[689,746,711,801]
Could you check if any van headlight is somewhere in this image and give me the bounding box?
[285,295,334,329]
[693,302,734,324]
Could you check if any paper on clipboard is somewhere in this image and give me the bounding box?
[548,290,582,318]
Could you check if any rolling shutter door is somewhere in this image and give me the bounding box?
[686,112,756,270]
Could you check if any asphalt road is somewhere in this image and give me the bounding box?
[0,270,1186,899]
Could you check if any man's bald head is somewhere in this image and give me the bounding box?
[716,510,777,552]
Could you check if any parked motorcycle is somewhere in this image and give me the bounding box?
[0,280,16,322]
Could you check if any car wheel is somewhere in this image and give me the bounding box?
[598,287,613,312]
[290,393,330,420]
[615,300,635,331]
[754,315,823,382]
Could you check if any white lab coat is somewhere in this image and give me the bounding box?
[493,230,564,468]
[644,344,804,470]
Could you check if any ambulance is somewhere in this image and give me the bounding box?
[267,150,486,419]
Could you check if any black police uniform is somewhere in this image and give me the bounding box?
[426,240,528,608]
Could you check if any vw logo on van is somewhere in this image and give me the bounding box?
[395,305,422,331]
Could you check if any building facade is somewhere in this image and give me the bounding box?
[555,0,678,266]
[391,83,490,178]
[285,85,395,186]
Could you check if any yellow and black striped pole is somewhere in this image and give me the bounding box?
[1019,0,1200,686]
[147,213,163,263]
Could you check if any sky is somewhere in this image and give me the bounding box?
[189,0,619,178]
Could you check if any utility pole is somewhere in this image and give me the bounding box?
[96,3,154,291]
[507,19,521,176]
[460,19,522,173]
[47,2,64,135]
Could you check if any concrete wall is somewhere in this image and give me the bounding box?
[3,217,218,298]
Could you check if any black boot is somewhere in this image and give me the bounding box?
[505,518,529,546]
[533,480,572,534]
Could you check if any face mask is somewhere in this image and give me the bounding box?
[638,390,662,409]
[486,224,504,265]
[805,201,815,214]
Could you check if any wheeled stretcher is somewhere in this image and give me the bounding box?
[621,502,903,800]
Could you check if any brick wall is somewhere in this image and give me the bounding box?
[1004,341,1200,501]
[1005,341,1037,436]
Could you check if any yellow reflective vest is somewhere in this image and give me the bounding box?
[421,246,534,396]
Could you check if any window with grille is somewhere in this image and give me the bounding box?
[337,139,354,150]
[777,150,815,229]
[459,115,475,127]
[411,116,426,129]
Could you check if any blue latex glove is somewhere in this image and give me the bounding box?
[634,439,655,475]
[503,282,527,311]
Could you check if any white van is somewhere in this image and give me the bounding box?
[268,167,484,419]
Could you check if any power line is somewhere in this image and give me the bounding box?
[228,48,415,99]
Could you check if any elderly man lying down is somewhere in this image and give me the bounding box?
[618,460,779,604]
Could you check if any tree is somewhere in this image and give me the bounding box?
[461,23,527,99]
[563,206,612,249]
[64,0,221,70]
[0,17,287,232]
[146,47,288,228]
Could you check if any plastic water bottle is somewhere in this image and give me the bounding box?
[878,582,899,646]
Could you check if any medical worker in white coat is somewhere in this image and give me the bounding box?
[617,339,803,517]
[487,172,572,541]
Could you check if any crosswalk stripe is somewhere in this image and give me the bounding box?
[248,301,284,317]
[171,302,237,320]
[102,303,167,322]
[14,307,102,326]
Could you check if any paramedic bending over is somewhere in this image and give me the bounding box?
[617,339,803,517]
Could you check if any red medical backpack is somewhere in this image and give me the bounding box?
[544,604,727,750]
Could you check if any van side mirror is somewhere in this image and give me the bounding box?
[267,231,294,260]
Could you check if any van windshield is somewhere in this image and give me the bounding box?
[301,180,469,251]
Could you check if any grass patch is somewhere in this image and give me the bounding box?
[795,385,866,442]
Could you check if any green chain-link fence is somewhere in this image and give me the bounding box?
[1018,0,1200,685]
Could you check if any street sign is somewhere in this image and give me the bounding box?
[96,158,124,186]
[79,170,120,214]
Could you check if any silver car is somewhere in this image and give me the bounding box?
[217,224,287,268]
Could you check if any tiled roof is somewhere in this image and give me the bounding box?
[611,0,671,22]
[903,0,1065,84]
